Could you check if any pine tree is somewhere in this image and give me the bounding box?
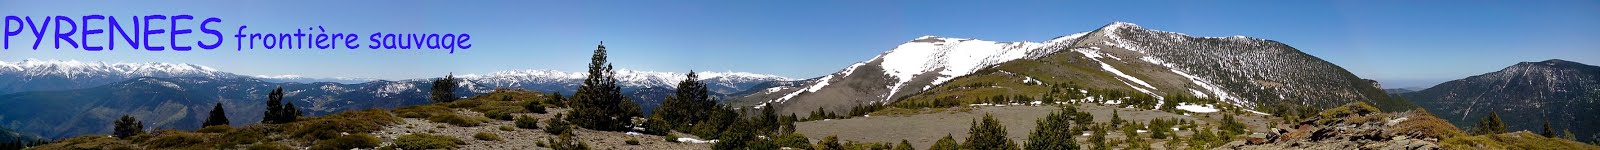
[283,102,302,122]
[567,42,643,131]
[1089,124,1109,150]
[963,114,1018,150]
[1110,110,1124,127]
[113,115,143,138]
[1470,112,1507,135]
[431,73,458,103]
[652,72,714,129]
[929,134,960,150]
[1026,108,1079,150]
[202,102,230,127]
[1541,121,1556,138]
[262,87,288,124]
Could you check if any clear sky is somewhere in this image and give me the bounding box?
[1,0,1596,88]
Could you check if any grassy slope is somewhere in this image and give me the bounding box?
[32,89,703,150]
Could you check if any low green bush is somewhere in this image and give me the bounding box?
[196,125,233,133]
[286,109,401,140]
[543,115,572,135]
[516,115,540,129]
[245,142,293,150]
[396,133,465,150]
[428,113,487,127]
[142,130,208,149]
[31,135,139,149]
[309,133,380,150]
[475,132,503,141]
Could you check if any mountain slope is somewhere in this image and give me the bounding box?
[745,22,1392,115]
[1402,59,1600,143]
[734,34,1084,114]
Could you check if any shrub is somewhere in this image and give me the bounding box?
[544,114,573,135]
[484,110,515,121]
[500,126,516,131]
[245,142,293,150]
[309,133,381,150]
[1317,102,1380,124]
[525,101,549,114]
[546,132,590,150]
[396,133,465,150]
[773,133,812,149]
[428,113,487,127]
[31,135,139,150]
[285,109,401,140]
[929,134,959,150]
[665,134,680,143]
[222,124,278,145]
[516,115,540,129]
[1393,112,1463,140]
[626,138,640,145]
[197,125,234,133]
[395,105,453,118]
[143,131,208,149]
[475,132,503,141]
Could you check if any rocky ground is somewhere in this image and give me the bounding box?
[1217,105,1441,150]
[371,108,710,150]
[796,103,1274,149]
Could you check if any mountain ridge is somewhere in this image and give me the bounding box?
[1403,59,1600,143]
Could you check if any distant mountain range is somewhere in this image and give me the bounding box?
[1402,59,1600,143]
[0,60,788,139]
[738,22,1394,115]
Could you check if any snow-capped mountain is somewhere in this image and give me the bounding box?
[1064,22,1389,107]
[734,32,1090,114]
[0,59,790,139]
[254,75,379,84]
[0,59,244,94]
[739,22,1392,115]
[1402,59,1600,143]
[460,69,790,95]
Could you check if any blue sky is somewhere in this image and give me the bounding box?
[1,0,1596,88]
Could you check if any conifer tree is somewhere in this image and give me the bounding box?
[262,87,290,124]
[1089,124,1109,150]
[283,102,302,121]
[431,73,458,103]
[113,115,143,138]
[1542,121,1555,137]
[1470,112,1507,135]
[930,134,960,150]
[1026,108,1078,150]
[202,103,230,127]
[1110,110,1124,127]
[567,42,643,131]
[964,114,1018,150]
[651,71,717,131]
